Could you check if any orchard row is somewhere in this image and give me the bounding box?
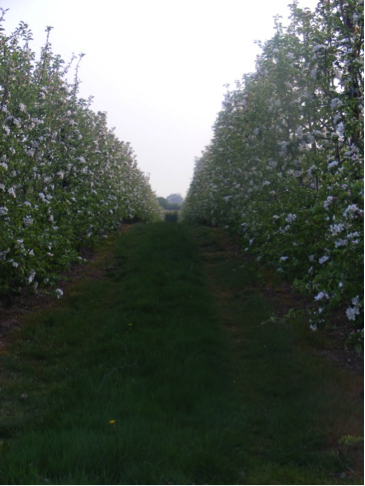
[0,13,163,298]
[182,0,363,340]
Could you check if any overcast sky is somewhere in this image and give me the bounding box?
[2,0,318,198]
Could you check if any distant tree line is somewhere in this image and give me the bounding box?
[158,194,184,210]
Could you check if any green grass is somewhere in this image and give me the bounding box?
[190,225,363,485]
[0,223,362,484]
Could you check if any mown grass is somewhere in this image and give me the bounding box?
[0,223,362,484]
[190,225,363,485]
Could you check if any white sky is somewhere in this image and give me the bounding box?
[2,0,318,198]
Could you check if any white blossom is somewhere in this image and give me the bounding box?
[333,113,341,124]
[315,291,329,300]
[0,250,9,260]
[346,307,359,321]
[55,288,63,299]
[324,196,334,210]
[330,98,342,111]
[2,125,10,136]
[295,126,303,138]
[335,239,347,248]
[343,204,360,218]
[285,213,296,223]
[23,215,33,227]
[352,296,360,307]
[336,122,345,137]
[28,269,36,283]
[329,223,344,235]
[348,232,360,242]
[319,255,329,264]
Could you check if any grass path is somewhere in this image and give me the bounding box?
[0,223,362,484]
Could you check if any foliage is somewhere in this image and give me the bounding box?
[158,195,183,210]
[345,328,364,354]
[166,193,184,205]
[157,196,169,207]
[165,210,179,222]
[338,435,364,445]
[181,0,364,339]
[0,11,163,299]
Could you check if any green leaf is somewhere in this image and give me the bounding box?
[354,343,362,355]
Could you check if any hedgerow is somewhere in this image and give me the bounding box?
[0,11,163,299]
[182,0,363,341]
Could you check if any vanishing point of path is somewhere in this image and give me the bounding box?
[0,223,363,484]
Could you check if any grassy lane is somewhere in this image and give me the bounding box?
[0,223,362,484]
[190,226,363,485]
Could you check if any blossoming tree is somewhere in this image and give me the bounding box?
[0,13,163,300]
[182,0,363,343]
